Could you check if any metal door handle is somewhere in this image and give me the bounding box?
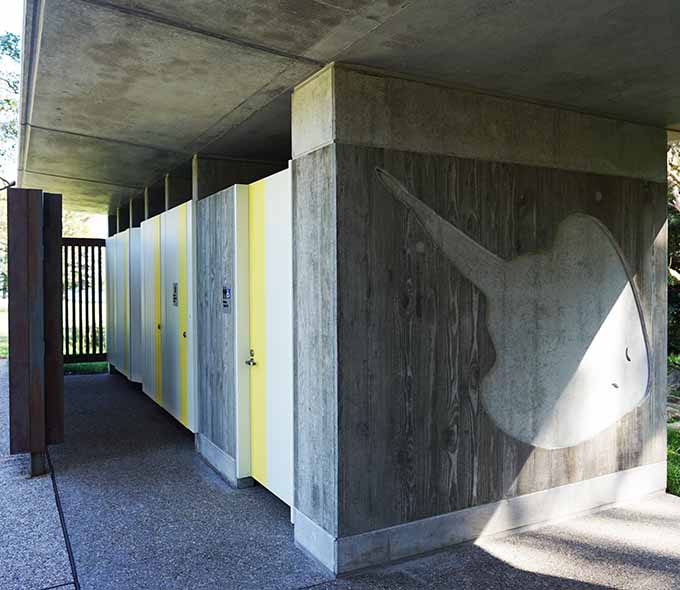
[245,349,256,367]
[183,331,187,338]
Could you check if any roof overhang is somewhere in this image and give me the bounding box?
[19,0,680,212]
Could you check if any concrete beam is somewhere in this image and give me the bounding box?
[144,181,165,219]
[292,64,666,182]
[192,154,285,201]
[165,162,193,210]
[117,204,129,232]
[129,196,145,227]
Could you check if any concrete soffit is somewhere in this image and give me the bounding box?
[16,0,327,210]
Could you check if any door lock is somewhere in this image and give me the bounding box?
[245,349,257,367]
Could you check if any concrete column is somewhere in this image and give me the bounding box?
[165,162,193,210]
[129,195,145,227]
[144,181,165,219]
[116,203,129,232]
[191,154,284,201]
[290,64,668,573]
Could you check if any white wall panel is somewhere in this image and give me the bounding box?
[128,228,142,383]
[140,216,161,400]
[161,207,180,421]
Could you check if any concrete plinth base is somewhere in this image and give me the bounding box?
[294,461,667,574]
[195,434,253,489]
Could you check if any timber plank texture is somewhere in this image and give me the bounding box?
[294,144,667,538]
[293,145,339,536]
[196,188,236,457]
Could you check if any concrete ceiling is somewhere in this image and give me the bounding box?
[19,0,680,212]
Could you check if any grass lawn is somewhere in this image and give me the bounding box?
[64,361,108,375]
[669,428,680,497]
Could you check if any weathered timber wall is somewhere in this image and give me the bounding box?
[196,188,237,458]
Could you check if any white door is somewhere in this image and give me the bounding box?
[128,228,142,383]
[140,216,162,401]
[247,168,294,506]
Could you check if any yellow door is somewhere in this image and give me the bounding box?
[249,180,267,485]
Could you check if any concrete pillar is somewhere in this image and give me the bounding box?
[116,203,129,232]
[290,64,668,573]
[192,154,284,201]
[144,181,165,219]
[165,162,193,210]
[129,195,145,227]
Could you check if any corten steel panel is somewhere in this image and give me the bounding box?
[43,193,64,445]
[8,188,45,454]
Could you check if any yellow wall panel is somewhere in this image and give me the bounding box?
[249,180,267,485]
[178,204,189,427]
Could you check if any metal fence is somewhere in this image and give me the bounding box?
[62,238,106,363]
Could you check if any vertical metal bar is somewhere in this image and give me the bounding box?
[92,245,97,354]
[78,245,83,355]
[84,245,89,356]
[63,245,68,357]
[71,244,76,359]
[87,246,97,354]
[91,245,96,354]
[99,245,104,353]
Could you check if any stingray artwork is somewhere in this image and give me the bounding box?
[376,168,650,449]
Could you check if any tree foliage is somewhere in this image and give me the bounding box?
[0,31,19,184]
[667,143,680,353]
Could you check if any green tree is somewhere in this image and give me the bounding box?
[0,31,19,187]
[0,31,20,297]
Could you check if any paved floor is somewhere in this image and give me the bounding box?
[0,360,75,590]
[3,366,680,589]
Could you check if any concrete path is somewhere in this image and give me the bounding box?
[3,365,680,589]
[0,360,75,590]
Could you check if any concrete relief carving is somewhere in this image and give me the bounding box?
[376,168,650,449]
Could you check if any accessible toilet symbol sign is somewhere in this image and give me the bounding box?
[222,285,232,314]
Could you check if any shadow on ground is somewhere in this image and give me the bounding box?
[47,372,680,590]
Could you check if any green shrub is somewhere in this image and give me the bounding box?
[668,428,680,497]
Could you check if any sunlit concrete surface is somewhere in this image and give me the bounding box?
[3,363,680,589]
[317,493,680,589]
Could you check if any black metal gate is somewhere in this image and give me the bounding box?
[62,237,106,363]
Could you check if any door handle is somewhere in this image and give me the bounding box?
[245,349,257,367]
